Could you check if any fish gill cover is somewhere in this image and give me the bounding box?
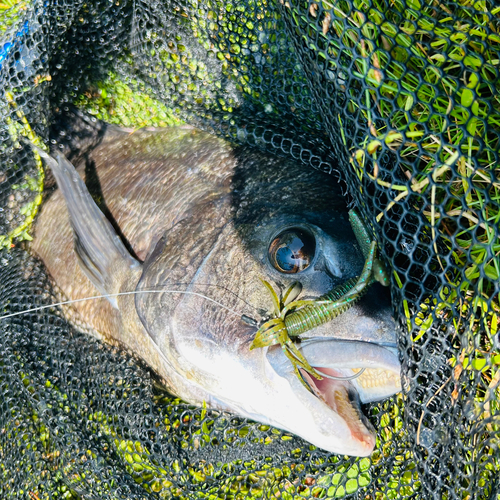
[0,0,498,498]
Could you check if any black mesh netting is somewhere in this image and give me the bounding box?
[0,0,499,498]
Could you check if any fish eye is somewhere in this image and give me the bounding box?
[268,227,316,274]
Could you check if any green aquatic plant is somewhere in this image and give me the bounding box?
[74,73,183,129]
[0,0,28,33]
[0,92,45,249]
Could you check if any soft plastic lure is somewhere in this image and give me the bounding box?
[250,210,389,387]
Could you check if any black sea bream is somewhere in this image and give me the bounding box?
[32,119,401,456]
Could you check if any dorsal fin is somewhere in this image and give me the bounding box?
[33,145,141,307]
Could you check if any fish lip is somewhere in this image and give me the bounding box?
[264,337,401,454]
[266,338,401,402]
[302,339,401,400]
[267,337,400,371]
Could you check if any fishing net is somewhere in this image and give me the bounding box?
[0,0,499,498]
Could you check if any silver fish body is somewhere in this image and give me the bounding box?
[32,120,401,457]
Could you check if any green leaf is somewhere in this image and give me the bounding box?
[461,89,474,107]
[491,314,498,336]
[467,72,479,89]
[463,54,482,69]
[467,117,477,136]
[484,265,499,280]
[346,478,359,494]
[404,94,414,111]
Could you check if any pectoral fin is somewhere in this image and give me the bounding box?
[33,145,141,307]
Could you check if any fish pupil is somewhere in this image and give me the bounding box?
[269,228,315,274]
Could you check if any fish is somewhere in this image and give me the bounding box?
[31,113,401,457]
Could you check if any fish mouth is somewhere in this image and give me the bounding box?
[299,368,377,452]
[298,339,402,403]
[265,339,401,455]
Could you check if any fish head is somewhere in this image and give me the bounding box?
[136,145,401,457]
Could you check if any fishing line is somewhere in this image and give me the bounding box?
[287,346,366,381]
[0,288,247,321]
[315,367,366,381]
[166,281,258,312]
[1,281,367,383]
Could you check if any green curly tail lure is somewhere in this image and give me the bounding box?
[249,210,389,390]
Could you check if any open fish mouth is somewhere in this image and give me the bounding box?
[302,365,401,400]
[265,339,401,455]
[299,339,402,403]
[299,363,401,449]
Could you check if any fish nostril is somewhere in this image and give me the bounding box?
[324,256,343,280]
